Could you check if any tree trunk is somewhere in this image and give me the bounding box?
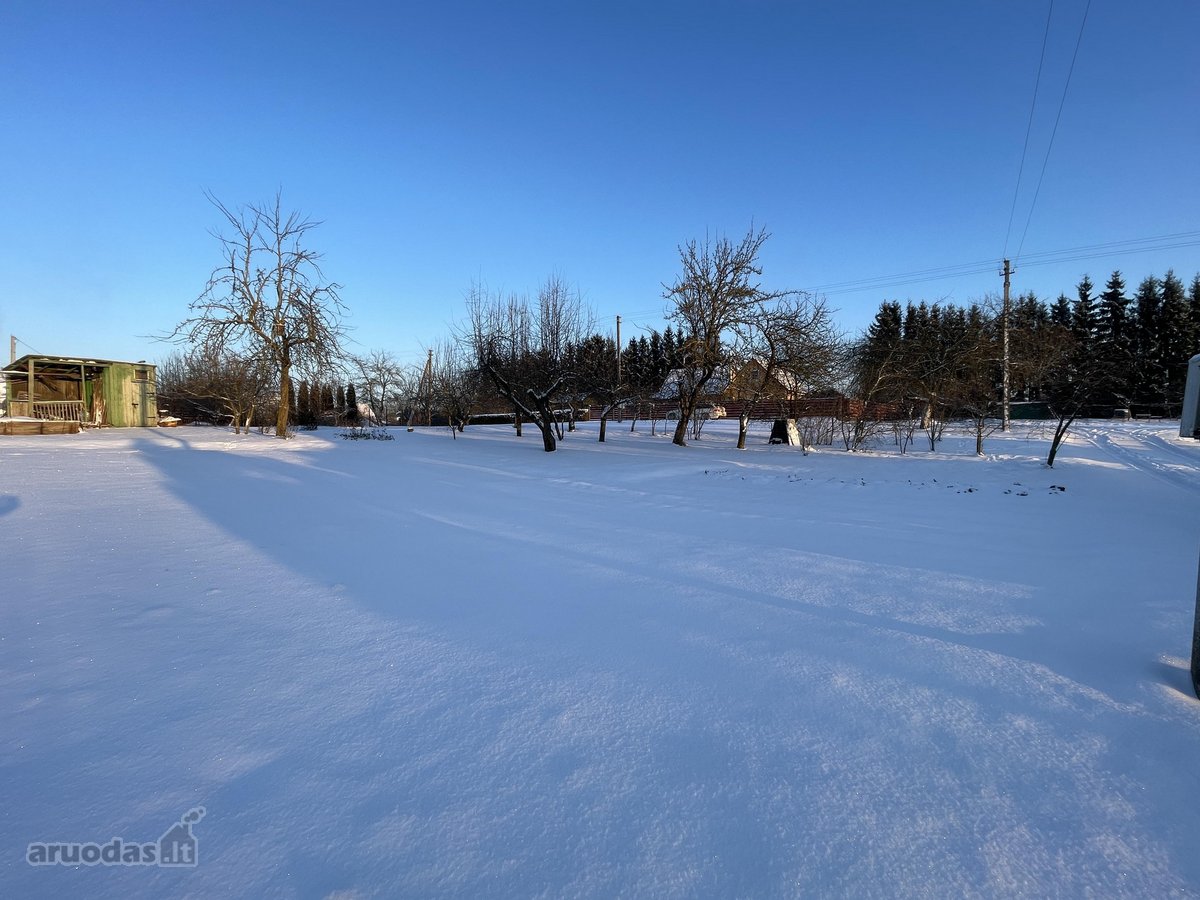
[1046,413,1075,467]
[276,362,291,438]
[737,413,750,450]
[599,413,607,443]
[536,414,557,451]
[673,381,706,446]
[672,405,691,446]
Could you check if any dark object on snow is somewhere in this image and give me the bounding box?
[1193,548,1200,700]
[768,418,801,446]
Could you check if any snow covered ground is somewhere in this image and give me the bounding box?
[2,419,1199,898]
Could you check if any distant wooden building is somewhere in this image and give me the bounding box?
[2,354,158,427]
[727,359,806,401]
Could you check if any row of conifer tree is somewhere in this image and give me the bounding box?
[858,269,1200,413]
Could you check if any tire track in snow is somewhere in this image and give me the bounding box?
[1085,426,1200,493]
[1136,427,1200,465]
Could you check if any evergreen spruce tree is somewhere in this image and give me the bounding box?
[647,330,664,383]
[621,338,640,392]
[1011,292,1047,332]
[1050,294,1073,329]
[1160,270,1191,409]
[662,326,679,370]
[638,336,657,388]
[1095,271,1132,406]
[321,383,335,421]
[311,380,321,425]
[1189,274,1200,354]
[864,302,903,361]
[345,383,360,424]
[297,380,311,425]
[1071,275,1097,361]
[1133,276,1163,407]
[1009,292,1050,401]
[901,302,920,343]
[859,301,904,391]
[926,304,944,358]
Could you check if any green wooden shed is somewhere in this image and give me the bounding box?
[2,354,158,427]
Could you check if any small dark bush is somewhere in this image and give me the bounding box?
[340,427,395,441]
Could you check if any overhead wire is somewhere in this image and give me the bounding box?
[1014,0,1093,262]
[1004,0,1056,259]
[801,231,1200,298]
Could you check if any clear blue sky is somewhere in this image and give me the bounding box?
[2,1,1198,368]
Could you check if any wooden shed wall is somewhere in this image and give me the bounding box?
[101,363,157,426]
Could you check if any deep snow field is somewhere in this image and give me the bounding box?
[2,418,1199,898]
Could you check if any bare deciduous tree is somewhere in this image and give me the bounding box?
[726,293,838,450]
[157,347,274,433]
[464,277,591,452]
[167,192,348,438]
[350,349,404,426]
[838,338,899,451]
[664,226,792,446]
[573,334,628,443]
[950,311,1003,456]
[430,340,481,436]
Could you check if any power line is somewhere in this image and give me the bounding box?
[1014,0,1093,262]
[806,260,1000,294]
[596,308,663,322]
[1019,239,1200,270]
[805,230,1200,291]
[1019,229,1200,258]
[1004,0,1056,259]
[801,231,1200,298]
[605,226,1199,314]
[14,336,43,356]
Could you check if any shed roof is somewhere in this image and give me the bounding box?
[2,354,155,377]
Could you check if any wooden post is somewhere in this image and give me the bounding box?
[616,315,622,384]
[27,357,34,418]
[424,348,433,426]
[1001,258,1012,432]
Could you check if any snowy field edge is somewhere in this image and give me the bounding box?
[2,420,1199,898]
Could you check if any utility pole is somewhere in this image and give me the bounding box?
[616,315,622,384]
[1001,259,1013,432]
[424,348,434,426]
[9,335,16,365]
[406,348,435,432]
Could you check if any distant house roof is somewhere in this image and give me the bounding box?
[736,358,810,396]
[655,366,732,400]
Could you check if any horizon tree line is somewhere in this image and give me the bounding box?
[158,193,1200,461]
